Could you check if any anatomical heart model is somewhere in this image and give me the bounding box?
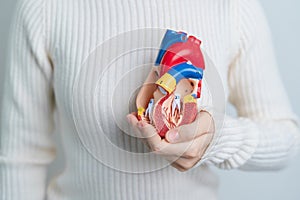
[136,29,205,138]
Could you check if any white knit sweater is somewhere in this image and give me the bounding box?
[1,0,299,199]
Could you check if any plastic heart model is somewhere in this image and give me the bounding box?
[136,29,205,138]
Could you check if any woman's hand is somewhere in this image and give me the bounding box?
[126,111,215,172]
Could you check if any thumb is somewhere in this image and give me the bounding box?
[166,111,213,143]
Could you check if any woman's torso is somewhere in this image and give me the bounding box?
[46,0,238,199]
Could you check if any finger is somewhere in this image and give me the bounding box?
[166,111,214,144]
[172,157,201,171]
[157,133,213,159]
[162,156,188,172]
[126,115,188,157]
[126,113,143,138]
[128,113,212,159]
[170,162,187,172]
[180,133,213,159]
[164,138,208,172]
[136,120,171,152]
[126,112,138,125]
[153,139,195,157]
[127,112,161,139]
[127,113,173,153]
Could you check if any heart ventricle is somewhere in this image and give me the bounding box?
[135,29,205,138]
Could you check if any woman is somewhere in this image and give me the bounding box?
[1,0,299,199]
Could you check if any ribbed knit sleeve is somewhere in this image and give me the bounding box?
[0,0,56,199]
[201,0,300,170]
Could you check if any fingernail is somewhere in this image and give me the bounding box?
[126,115,131,124]
[168,130,179,142]
[138,121,144,129]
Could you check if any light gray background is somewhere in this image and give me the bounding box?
[0,1,299,199]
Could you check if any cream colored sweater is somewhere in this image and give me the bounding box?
[1,0,300,199]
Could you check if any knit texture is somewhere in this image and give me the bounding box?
[1,0,299,199]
